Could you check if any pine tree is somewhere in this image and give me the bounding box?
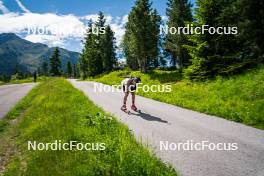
[184,0,240,79]
[86,27,102,76]
[67,61,72,78]
[80,20,102,78]
[75,63,80,78]
[232,0,264,63]
[88,33,103,76]
[41,61,48,76]
[49,47,61,76]
[94,11,105,74]
[165,0,193,68]
[122,29,139,70]
[102,25,117,72]
[123,0,160,72]
[79,51,88,79]
[95,11,106,31]
[73,64,77,78]
[148,9,161,68]
[80,12,117,77]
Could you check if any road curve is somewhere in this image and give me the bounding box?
[0,83,36,119]
[69,79,264,176]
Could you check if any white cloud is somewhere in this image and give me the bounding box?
[25,34,65,48]
[15,0,31,13]
[0,10,128,51]
[121,15,128,25]
[0,12,85,46]
[0,0,9,14]
[109,20,125,45]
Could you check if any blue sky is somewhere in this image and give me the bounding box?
[2,0,170,16]
[0,0,195,53]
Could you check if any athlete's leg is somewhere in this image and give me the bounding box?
[131,92,138,111]
[122,85,129,110]
[123,92,129,106]
[131,92,135,106]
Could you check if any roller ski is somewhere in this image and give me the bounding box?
[121,105,131,114]
[131,105,141,113]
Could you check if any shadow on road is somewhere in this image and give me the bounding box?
[131,111,168,124]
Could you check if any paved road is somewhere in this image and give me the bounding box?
[0,83,36,119]
[69,79,264,176]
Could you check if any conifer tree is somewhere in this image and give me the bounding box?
[148,9,161,68]
[102,25,117,72]
[49,47,61,76]
[73,64,77,78]
[122,29,139,70]
[67,61,72,78]
[79,51,88,79]
[184,0,240,79]
[87,33,102,76]
[41,61,48,76]
[231,0,264,62]
[123,0,160,72]
[80,12,117,77]
[94,11,105,74]
[165,0,193,68]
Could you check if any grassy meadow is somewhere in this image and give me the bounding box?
[0,78,176,176]
[0,76,48,86]
[90,65,264,129]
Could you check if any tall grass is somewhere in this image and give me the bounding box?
[91,66,264,129]
[0,78,176,176]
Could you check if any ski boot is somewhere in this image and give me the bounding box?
[121,104,130,114]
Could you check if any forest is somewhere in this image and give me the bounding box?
[78,0,264,80]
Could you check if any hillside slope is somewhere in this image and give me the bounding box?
[0,33,80,76]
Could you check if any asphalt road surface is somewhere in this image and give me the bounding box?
[0,83,36,119]
[69,79,264,176]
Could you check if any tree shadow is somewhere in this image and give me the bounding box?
[130,111,168,124]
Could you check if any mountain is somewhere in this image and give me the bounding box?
[0,33,80,76]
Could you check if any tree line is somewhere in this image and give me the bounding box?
[78,0,263,80]
[122,0,263,80]
[40,47,79,78]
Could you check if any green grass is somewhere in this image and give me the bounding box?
[0,76,48,86]
[0,78,176,176]
[90,65,264,129]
